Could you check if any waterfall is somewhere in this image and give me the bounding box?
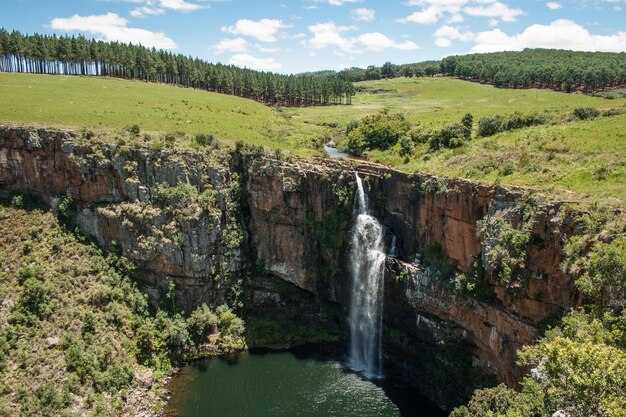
[348,173,386,379]
[389,235,398,258]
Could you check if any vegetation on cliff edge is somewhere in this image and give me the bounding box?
[0,202,245,416]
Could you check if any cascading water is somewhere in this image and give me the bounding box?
[389,235,398,258]
[348,173,386,379]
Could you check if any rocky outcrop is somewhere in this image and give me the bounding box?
[0,125,245,309]
[0,125,583,410]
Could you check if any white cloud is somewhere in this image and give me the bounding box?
[400,0,523,25]
[228,53,282,71]
[434,25,476,47]
[357,32,419,51]
[351,8,376,22]
[305,22,418,53]
[213,37,248,54]
[110,0,205,14]
[400,6,444,25]
[464,2,523,22]
[435,37,452,47]
[49,13,177,49]
[471,19,626,53]
[130,6,165,17]
[222,19,287,42]
[306,22,357,50]
[307,0,363,5]
[158,0,203,12]
[546,2,562,10]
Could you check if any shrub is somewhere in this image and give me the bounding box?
[194,133,215,147]
[344,111,410,156]
[477,114,506,137]
[398,135,414,157]
[58,196,74,221]
[429,123,465,150]
[187,304,219,345]
[164,134,175,148]
[461,113,473,139]
[13,278,54,321]
[346,119,359,134]
[11,195,23,208]
[126,124,141,136]
[576,236,626,311]
[572,107,600,120]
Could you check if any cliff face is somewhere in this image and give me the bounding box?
[0,126,246,308]
[0,125,581,409]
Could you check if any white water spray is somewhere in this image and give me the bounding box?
[348,173,386,379]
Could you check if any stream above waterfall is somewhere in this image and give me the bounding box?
[165,347,445,417]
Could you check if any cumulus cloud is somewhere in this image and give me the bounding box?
[357,32,419,51]
[470,19,626,53]
[306,22,357,50]
[108,0,206,16]
[434,25,476,47]
[400,0,523,25]
[158,0,203,12]
[228,53,282,71]
[464,2,522,22]
[212,37,248,54]
[306,0,363,6]
[546,2,562,10]
[49,12,177,49]
[305,22,418,53]
[222,19,287,42]
[130,6,165,17]
[351,8,376,22]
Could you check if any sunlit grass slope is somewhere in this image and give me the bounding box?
[370,114,626,204]
[0,73,324,156]
[284,77,626,128]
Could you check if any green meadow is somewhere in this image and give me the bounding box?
[0,73,325,156]
[369,114,626,204]
[1,72,624,203]
[283,77,625,128]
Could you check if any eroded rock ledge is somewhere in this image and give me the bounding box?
[0,125,582,410]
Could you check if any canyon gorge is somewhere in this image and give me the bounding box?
[0,125,584,410]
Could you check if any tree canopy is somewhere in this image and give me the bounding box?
[0,28,355,107]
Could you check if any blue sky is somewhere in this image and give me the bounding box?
[1,0,625,73]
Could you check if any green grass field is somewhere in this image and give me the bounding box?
[1,73,624,203]
[0,73,325,156]
[283,77,626,128]
[369,115,626,204]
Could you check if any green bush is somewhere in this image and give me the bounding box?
[576,236,626,311]
[187,304,219,345]
[344,111,410,156]
[477,114,506,137]
[428,123,465,150]
[194,133,215,147]
[12,277,54,322]
[572,107,601,120]
[126,124,141,136]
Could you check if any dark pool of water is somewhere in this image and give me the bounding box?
[165,347,445,417]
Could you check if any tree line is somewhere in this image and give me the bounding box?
[440,49,626,93]
[0,29,355,107]
[338,49,626,93]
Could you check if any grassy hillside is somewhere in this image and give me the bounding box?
[369,114,626,204]
[1,73,624,203]
[0,73,324,156]
[284,77,626,128]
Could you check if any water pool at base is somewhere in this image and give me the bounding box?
[165,349,445,417]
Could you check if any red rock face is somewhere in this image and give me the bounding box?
[0,125,581,406]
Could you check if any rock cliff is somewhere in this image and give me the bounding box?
[0,125,582,410]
